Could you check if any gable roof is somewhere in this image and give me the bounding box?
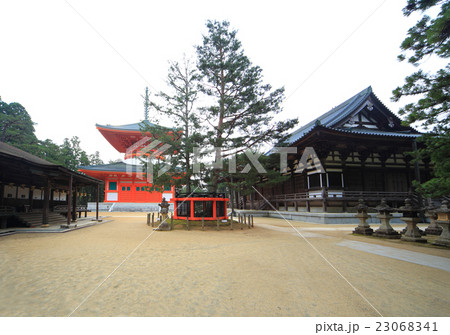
[96,120,159,132]
[0,142,103,186]
[0,142,57,167]
[287,86,420,145]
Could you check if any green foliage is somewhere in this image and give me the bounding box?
[412,133,450,196]
[196,20,298,189]
[399,0,449,63]
[141,57,204,193]
[0,101,37,151]
[218,151,289,196]
[392,0,450,197]
[0,98,103,171]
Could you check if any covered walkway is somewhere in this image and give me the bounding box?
[0,142,103,228]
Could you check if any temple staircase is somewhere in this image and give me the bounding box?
[15,211,67,227]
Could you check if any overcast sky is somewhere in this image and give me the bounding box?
[0,0,443,163]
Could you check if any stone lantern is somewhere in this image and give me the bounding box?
[398,198,426,243]
[373,199,400,239]
[424,200,442,235]
[353,199,373,235]
[434,200,450,247]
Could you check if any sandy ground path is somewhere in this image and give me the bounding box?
[0,213,449,317]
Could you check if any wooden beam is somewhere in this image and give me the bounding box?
[96,183,99,221]
[42,178,50,226]
[67,175,72,226]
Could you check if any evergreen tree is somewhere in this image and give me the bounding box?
[0,98,103,171]
[196,20,298,191]
[36,138,64,165]
[142,57,204,193]
[59,136,91,170]
[0,100,37,151]
[392,0,450,197]
[219,151,290,210]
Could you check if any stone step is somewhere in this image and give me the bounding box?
[16,212,67,227]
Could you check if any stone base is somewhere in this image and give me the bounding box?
[373,230,401,239]
[401,235,427,243]
[353,227,373,235]
[433,238,450,248]
[154,222,171,231]
[424,227,443,235]
[401,227,425,235]
[60,223,77,229]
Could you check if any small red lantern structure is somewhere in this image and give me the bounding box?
[172,192,229,221]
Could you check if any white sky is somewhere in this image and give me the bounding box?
[0,0,443,163]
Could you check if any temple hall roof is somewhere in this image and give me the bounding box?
[286,86,421,146]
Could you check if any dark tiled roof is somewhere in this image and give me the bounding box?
[96,120,159,131]
[286,86,420,145]
[79,161,145,173]
[0,142,103,184]
[0,142,57,167]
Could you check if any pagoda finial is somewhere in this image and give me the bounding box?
[143,87,150,121]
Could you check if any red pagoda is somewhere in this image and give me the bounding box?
[79,120,175,204]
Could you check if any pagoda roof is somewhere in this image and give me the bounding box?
[96,120,167,157]
[78,162,146,180]
[286,86,421,146]
[79,162,144,173]
[96,120,159,132]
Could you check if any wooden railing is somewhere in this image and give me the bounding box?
[273,191,409,201]
[0,206,16,216]
[53,205,91,218]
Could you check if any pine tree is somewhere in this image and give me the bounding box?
[196,20,298,191]
[0,100,37,151]
[142,57,204,193]
[392,0,450,197]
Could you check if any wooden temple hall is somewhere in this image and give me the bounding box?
[0,142,103,229]
[251,87,432,213]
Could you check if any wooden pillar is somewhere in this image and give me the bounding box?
[96,184,99,221]
[322,187,327,212]
[42,179,50,226]
[67,175,72,226]
[0,182,4,206]
[28,187,33,210]
[72,186,77,222]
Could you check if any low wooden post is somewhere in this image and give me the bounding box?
[240,213,243,230]
[151,213,154,227]
[251,215,254,228]
[217,218,220,231]
[147,213,150,226]
[170,214,173,230]
[230,214,233,230]
[202,216,204,231]
[187,217,190,231]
